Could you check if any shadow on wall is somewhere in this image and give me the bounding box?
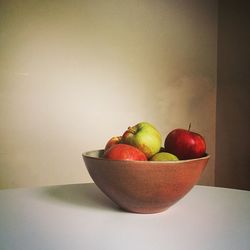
[216,0,250,191]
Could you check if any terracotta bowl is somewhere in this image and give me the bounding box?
[82,150,210,214]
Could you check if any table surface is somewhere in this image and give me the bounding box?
[0,184,249,250]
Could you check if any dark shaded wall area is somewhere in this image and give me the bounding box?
[216,0,250,190]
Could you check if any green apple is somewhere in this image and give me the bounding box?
[121,122,162,159]
[150,152,179,161]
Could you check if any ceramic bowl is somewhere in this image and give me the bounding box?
[82,150,210,214]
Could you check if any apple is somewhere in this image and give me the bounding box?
[104,136,122,152]
[164,124,206,160]
[104,144,147,161]
[150,152,179,161]
[122,122,162,159]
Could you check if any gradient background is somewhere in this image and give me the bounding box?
[0,0,248,190]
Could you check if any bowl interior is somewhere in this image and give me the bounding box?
[83,149,210,164]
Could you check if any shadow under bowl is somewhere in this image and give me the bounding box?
[82,150,210,214]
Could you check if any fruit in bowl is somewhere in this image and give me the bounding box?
[82,121,209,213]
[121,122,162,159]
[104,136,122,152]
[104,144,147,161]
[150,152,179,161]
[82,149,210,213]
[164,123,206,160]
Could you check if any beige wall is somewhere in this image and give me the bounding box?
[0,0,217,189]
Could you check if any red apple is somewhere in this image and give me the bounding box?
[104,136,122,152]
[104,144,147,161]
[164,124,206,160]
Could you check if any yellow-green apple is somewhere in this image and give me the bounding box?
[164,124,206,160]
[121,122,162,158]
[150,152,179,161]
[104,144,147,161]
[104,136,122,152]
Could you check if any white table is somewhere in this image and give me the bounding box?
[0,184,249,250]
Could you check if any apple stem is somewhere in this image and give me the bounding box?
[188,123,191,131]
[128,126,136,134]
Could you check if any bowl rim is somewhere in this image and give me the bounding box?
[82,149,210,164]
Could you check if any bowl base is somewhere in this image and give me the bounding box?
[119,205,170,214]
